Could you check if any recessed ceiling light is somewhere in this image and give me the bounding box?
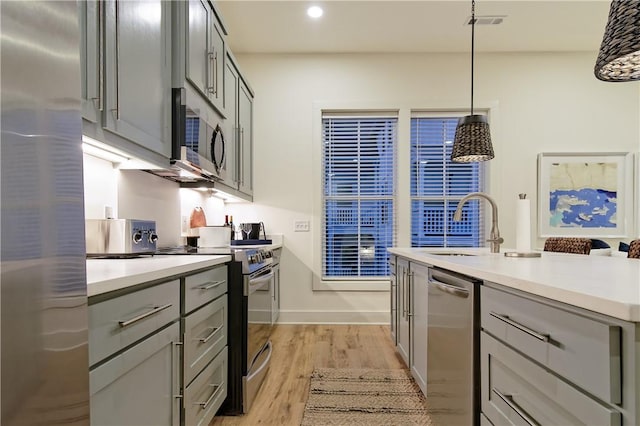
[307,6,323,19]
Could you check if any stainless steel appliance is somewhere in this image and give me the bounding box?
[85,219,158,256]
[1,2,89,424]
[427,267,480,426]
[150,88,227,183]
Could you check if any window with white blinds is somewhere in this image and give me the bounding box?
[411,116,485,247]
[322,113,396,279]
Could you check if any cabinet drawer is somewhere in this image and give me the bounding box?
[184,265,227,314]
[90,280,180,366]
[184,348,228,426]
[183,295,227,386]
[90,323,180,426]
[482,332,620,426]
[481,286,621,404]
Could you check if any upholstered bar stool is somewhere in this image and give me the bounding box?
[543,237,592,255]
[628,240,640,259]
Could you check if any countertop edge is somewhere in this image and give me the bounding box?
[87,255,231,297]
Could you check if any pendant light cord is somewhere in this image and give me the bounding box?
[470,0,475,116]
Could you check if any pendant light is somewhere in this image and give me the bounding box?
[451,0,494,163]
[594,0,640,82]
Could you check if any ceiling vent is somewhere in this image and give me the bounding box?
[465,15,506,26]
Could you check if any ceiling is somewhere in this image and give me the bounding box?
[216,0,612,54]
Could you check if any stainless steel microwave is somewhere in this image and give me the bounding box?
[171,87,227,182]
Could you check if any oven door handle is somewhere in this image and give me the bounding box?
[248,271,274,294]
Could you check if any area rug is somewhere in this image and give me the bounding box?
[301,368,433,425]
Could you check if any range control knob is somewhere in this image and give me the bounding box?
[148,232,158,244]
[132,231,143,244]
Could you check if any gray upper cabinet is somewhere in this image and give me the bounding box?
[177,0,226,115]
[220,56,239,188]
[238,79,253,196]
[218,53,254,199]
[80,0,100,124]
[80,0,172,163]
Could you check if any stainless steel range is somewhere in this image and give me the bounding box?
[156,245,275,415]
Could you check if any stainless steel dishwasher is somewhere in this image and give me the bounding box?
[427,267,480,426]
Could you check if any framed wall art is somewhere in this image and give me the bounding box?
[537,152,634,238]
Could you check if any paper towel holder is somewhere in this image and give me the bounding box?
[504,192,542,258]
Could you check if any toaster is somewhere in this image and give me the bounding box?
[86,219,158,255]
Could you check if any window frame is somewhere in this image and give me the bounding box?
[410,113,487,248]
[321,112,398,282]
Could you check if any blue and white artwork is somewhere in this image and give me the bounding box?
[548,162,617,229]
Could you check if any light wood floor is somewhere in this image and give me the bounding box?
[210,324,405,425]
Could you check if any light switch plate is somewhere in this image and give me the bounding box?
[294,220,310,232]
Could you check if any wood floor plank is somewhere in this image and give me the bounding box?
[210,324,403,425]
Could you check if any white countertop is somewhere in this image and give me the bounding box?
[388,247,640,322]
[86,255,231,297]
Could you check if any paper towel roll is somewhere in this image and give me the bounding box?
[515,198,531,252]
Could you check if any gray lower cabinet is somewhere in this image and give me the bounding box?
[396,257,410,366]
[181,264,228,425]
[409,261,428,395]
[90,323,181,426]
[80,0,172,164]
[389,256,397,345]
[89,263,230,426]
[482,332,620,426]
[481,283,637,426]
[89,280,181,426]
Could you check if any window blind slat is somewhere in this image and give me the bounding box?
[322,115,397,278]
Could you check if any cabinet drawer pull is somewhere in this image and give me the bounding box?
[489,312,549,342]
[195,383,221,410]
[492,388,539,426]
[197,280,225,291]
[118,303,172,328]
[199,326,222,344]
[429,279,470,298]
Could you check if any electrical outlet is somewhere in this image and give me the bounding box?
[294,220,310,232]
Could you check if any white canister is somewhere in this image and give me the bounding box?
[197,226,231,247]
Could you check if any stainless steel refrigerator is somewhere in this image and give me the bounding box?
[1,1,90,425]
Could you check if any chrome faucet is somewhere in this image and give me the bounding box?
[453,192,504,253]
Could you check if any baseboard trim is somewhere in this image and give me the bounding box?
[277,310,389,324]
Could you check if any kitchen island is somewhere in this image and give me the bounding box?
[388,247,640,426]
[388,247,640,321]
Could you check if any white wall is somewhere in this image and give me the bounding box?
[83,154,227,248]
[228,51,640,324]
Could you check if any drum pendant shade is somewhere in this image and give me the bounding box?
[452,0,494,163]
[594,0,640,82]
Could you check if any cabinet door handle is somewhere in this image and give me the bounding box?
[198,325,221,344]
[492,388,540,426]
[207,51,215,95]
[429,279,469,299]
[111,0,120,120]
[214,51,218,96]
[197,280,225,291]
[406,272,413,317]
[489,312,549,342]
[239,127,245,185]
[118,303,172,328]
[91,0,104,111]
[195,383,222,410]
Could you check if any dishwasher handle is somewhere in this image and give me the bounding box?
[428,278,469,298]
